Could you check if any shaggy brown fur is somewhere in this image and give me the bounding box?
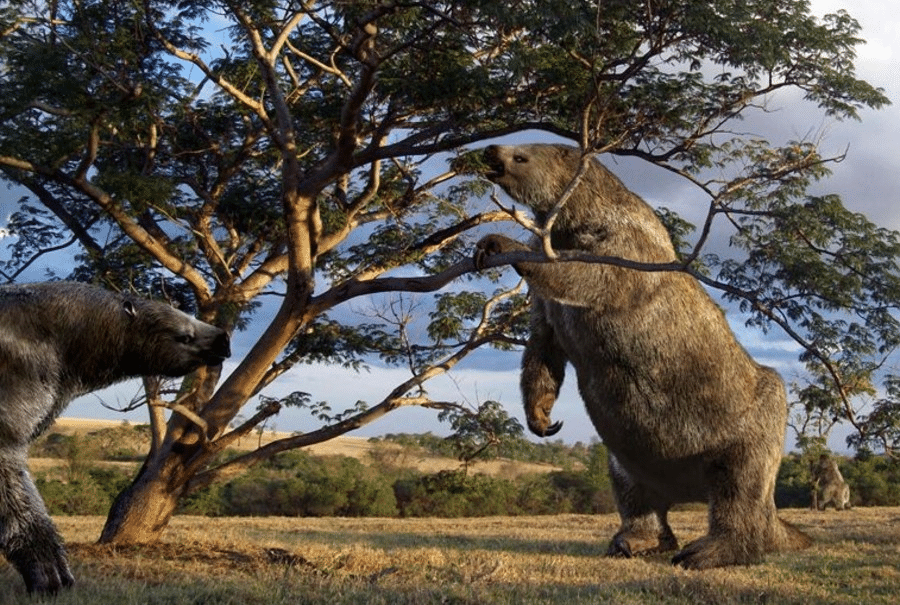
[0,281,230,593]
[812,454,851,510]
[473,143,811,569]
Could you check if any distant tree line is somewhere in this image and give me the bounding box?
[31,430,900,517]
[371,431,591,469]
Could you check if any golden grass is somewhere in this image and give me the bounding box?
[2,507,898,604]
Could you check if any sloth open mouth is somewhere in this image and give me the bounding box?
[202,333,231,365]
[203,352,229,366]
[484,164,504,180]
[482,147,505,180]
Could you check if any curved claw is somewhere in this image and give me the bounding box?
[607,535,635,559]
[7,542,75,594]
[528,419,563,437]
[543,420,563,436]
[473,248,487,271]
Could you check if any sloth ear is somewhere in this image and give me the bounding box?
[123,300,137,318]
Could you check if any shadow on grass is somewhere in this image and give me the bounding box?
[283,526,613,558]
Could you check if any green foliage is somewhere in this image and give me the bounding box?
[439,400,524,467]
[720,189,900,452]
[207,452,397,518]
[530,444,617,514]
[373,432,591,469]
[394,470,518,517]
[841,453,900,506]
[187,440,620,518]
[775,454,815,508]
[654,206,692,251]
[850,376,900,456]
[32,430,900,516]
[776,451,900,508]
[36,467,133,516]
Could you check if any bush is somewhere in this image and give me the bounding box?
[394,470,521,517]
[180,483,228,516]
[776,452,900,508]
[217,452,397,517]
[373,432,593,469]
[36,467,132,515]
[394,463,617,518]
[35,428,900,520]
[842,455,900,506]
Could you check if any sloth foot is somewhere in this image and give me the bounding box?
[473,234,525,270]
[7,543,75,593]
[607,531,678,558]
[672,535,762,570]
[607,535,635,558]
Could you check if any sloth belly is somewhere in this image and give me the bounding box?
[549,304,745,455]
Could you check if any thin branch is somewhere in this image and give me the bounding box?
[142,2,271,124]
[312,248,687,317]
[149,394,211,447]
[0,234,79,283]
[207,398,283,453]
[186,395,455,492]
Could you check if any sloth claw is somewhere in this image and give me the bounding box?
[528,419,563,437]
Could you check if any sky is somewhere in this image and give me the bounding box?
[4,1,900,452]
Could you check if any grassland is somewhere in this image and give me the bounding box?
[2,508,898,604]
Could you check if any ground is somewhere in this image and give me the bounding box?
[1,508,897,604]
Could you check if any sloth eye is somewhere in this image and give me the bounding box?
[175,334,195,345]
[512,154,528,163]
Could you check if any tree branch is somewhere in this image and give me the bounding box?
[187,276,526,492]
[142,2,271,125]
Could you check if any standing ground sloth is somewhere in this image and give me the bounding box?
[473,143,811,569]
[0,281,230,593]
[812,454,851,510]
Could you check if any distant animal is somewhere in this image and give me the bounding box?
[811,454,851,510]
[473,143,811,569]
[0,281,230,593]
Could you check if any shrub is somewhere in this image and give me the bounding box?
[218,452,397,517]
[36,467,132,515]
[394,470,521,517]
[842,455,900,506]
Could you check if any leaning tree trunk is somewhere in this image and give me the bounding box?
[99,256,316,543]
[98,364,233,543]
[98,356,258,543]
[98,446,193,543]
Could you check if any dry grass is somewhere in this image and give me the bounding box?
[2,508,899,604]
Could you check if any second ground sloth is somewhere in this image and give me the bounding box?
[812,454,852,510]
[473,143,811,568]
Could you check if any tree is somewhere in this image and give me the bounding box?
[439,400,525,473]
[0,0,896,545]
